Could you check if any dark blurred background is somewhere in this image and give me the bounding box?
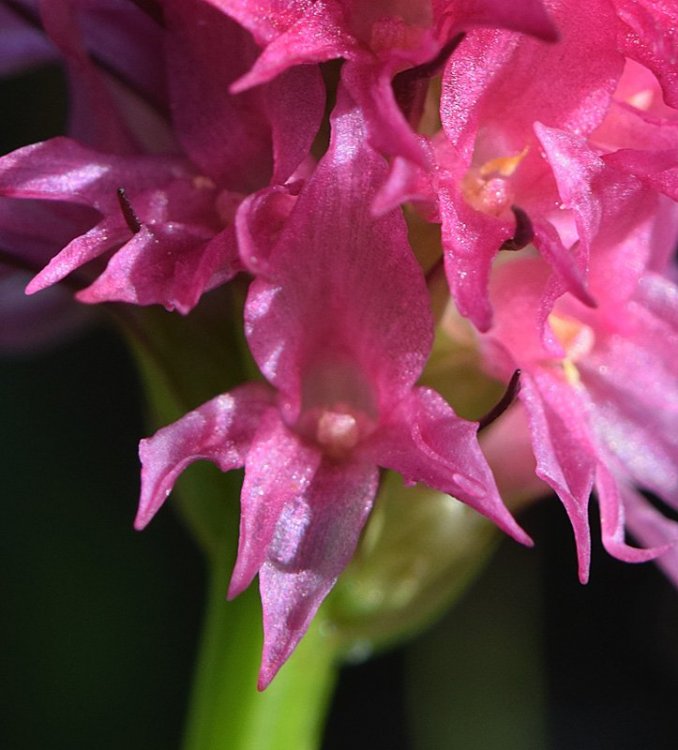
[2,63,678,750]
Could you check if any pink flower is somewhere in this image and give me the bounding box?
[0,0,324,312]
[378,0,678,330]
[477,187,678,581]
[136,90,530,688]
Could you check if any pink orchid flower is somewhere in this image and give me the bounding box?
[477,185,678,582]
[0,0,324,313]
[136,90,531,688]
[378,0,678,331]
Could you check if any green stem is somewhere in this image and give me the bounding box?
[183,546,338,750]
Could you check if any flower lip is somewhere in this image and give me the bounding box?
[462,147,529,217]
[295,354,379,458]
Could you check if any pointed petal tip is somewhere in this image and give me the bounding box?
[133,512,150,532]
[256,671,272,692]
[25,271,55,296]
[230,70,258,95]
[506,520,533,548]
[226,575,246,601]
[256,650,286,691]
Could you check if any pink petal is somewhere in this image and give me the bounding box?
[136,383,275,530]
[595,466,673,563]
[366,387,532,546]
[623,488,678,587]
[164,0,274,188]
[593,99,678,152]
[228,410,322,599]
[266,66,326,184]
[578,279,678,502]
[613,0,678,108]
[519,371,596,582]
[257,457,378,689]
[534,123,604,252]
[206,0,334,46]
[75,223,240,313]
[532,218,594,309]
[438,181,511,331]
[0,138,186,211]
[245,85,433,409]
[228,2,352,92]
[442,2,623,157]
[0,196,100,270]
[40,0,135,153]
[235,183,301,276]
[342,61,430,168]
[485,257,568,363]
[604,148,678,201]
[373,146,439,218]
[26,217,129,294]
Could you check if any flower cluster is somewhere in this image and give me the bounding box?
[2,0,677,687]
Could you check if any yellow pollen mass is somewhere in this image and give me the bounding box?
[548,313,595,386]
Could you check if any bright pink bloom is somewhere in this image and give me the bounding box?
[379,0,678,330]
[136,91,530,688]
[0,0,324,312]
[208,0,556,166]
[478,189,678,581]
[0,139,236,313]
[0,0,164,346]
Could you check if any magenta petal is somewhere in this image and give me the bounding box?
[578,278,678,501]
[613,0,678,108]
[26,217,129,294]
[535,123,604,250]
[75,223,240,313]
[624,488,678,587]
[40,0,135,153]
[604,148,678,201]
[367,387,531,546]
[0,196,100,270]
[257,458,378,689]
[342,62,430,167]
[235,183,300,276]
[164,0,274,189]
[228,412,322,600]
[532,219,594,309]
[442,1,622,159]
[438,182,511,331]
[373,150,438,217]
[245,85,433,406]
[595,466,672,563]
[0,138,186,211]
[136,383,275,530]
[520,371,595,582]
[229,5,351,92]
[266,66,325,184]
